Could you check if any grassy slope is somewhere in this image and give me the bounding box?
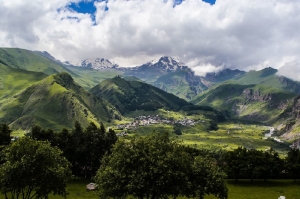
[192,82,296,124]
[0,48,73,75]
[90,76,189,114]
[0,63,47,102]
[153,69,208,101]
[236,67,300,94]
[0,47,123,90]
[1,73,120,131]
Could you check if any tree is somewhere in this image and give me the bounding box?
[186,156,228,199]
[173,124,182,135]
[223,147,248,182]
[0,137,71,199]
[207,121,218,131]
[285,148,300,182]
[95,132,228,199]
[0,123,11,146]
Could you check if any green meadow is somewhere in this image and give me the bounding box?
[2,179,297,199]
[117,118,290,155]
[180,123,289,154]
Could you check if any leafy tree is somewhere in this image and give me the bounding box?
[0,123,11,146]
[185,156,228,199]
[255,149,283,181]
[31,125,54,142]
[223,147,284,182]
[285,148,300,182]
[223,147,248,182]
[0,137,71,199]
[173,124,182,135]
[95,133,228,199]
[28,121,117,178]
[207,121,219,131]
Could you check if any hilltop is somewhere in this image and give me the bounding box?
[1,73,121,131]
[90,76,189,114]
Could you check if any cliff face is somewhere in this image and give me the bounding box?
[291,96,300,118]
[278,76,300,94]
[193,83,296,124]
[278,96,300,140]
[242,88,273,102]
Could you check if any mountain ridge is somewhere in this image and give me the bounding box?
[1,72,121,131]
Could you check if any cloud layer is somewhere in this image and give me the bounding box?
[0,0,300,79]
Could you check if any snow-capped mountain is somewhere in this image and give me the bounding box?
[132,56,187,72]
[123,56,188,82]
[73,58,119,70]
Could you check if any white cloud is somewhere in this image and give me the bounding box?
[0,0,300,77]
[277,60,300,81]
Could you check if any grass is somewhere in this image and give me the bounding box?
[119,121,290,155]
[180,123,279,151]
[224,179,300,199]
[1,179,298,199]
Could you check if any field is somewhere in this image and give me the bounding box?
[116,118,290,155]
[180,123,290,154]
[1,179,298,199]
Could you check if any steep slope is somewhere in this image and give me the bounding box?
[236,67,300,94]
[90,76,189,114]
[205,68,246,83]
[0,73,121,131]
[0,47,123,90]
[0,62,47,105]
[0,48,74,75]
[192,82,296,123]
[153,69,208,101]
[277,96,300,141]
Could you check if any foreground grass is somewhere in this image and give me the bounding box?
[61,179,300,199]
[1,179,299,199]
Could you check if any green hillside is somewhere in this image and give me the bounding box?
[0,47,125,90]
[236,67,300,94]
[0,62,47,104]
[90,76,190,114]
[192,82,296,124]
[0,73,121,131]
[0,48,74,75]
[153,69,208,101]
[205,68,246,83]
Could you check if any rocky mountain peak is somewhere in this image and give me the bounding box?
[146,56,186,71]
[73,58,119,70]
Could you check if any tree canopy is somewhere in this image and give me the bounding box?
[0,123,11,146]
[29,121,117,177]
[0,137,71,199]
[95,132,228,199]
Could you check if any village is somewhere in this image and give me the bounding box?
[114,115,201,136]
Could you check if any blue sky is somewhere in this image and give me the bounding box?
[69,0,216,16]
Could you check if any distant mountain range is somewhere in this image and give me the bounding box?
[1,47,300,140]
[67,58,119,70]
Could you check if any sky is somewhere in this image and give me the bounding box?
[0,0,300,79]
